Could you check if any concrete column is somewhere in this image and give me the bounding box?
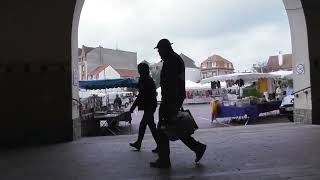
[0,0,81,146]
[283,0,312,124]
[72,0,85,140]
[300,1,320,124]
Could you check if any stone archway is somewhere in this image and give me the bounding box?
[71,0,316,125]
[0,0,318,146]
[283,0,312,124]
[299,1,320,125]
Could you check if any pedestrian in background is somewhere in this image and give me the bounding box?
[129,63,159,152]
[210,96,218,123]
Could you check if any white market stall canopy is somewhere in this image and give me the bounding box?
[186,80,214,90]
[284,73,293,80]
[156,80,212,98]
[200,72,280,84]
[269,70,293,79]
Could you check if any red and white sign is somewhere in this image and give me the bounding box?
[296,64,305,75]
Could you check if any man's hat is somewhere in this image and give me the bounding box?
[154,39,173,49]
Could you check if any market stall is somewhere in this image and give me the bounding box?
[201,73,282,124]
[78,78,138,136]
[156,80,215,104]
[269,70,293,79]
[184,80,212,104]
[201,72,280,83]
[267,70,294,100]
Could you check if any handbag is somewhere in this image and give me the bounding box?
[162,107,198,141]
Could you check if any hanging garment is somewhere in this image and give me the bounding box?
[258,78,268,93]
[211,81,217,89]
[210,99,218,113]
[217,81,221,88]
[267,78,275,94]
[235,80,240,86]
[239,79,244,87]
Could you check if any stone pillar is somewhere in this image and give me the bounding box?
[72,0,85,140]
[300,0,320,124]
[283,0,312,124]
[0,0,81,146]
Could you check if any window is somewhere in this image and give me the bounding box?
[224,63,228,68]
[202,63,206,68]
[214,62,217,67]
[82,65,85,73]
[202,72,206,78]
[213,71,217,76]
[208,62,213,68]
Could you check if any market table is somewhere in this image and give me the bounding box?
[80,111,131,136]
[216,100,282,125]
[256,101,282,114]
[94,111,132,135]
[216,105,258,124]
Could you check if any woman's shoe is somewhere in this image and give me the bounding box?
[151,147,159,153]
[129,142,141,151]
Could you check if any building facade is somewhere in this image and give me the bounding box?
[253,54,293,73]
[87,65,120,80]
[180,53,201,82]
[78,45,138,80]
[149,53,201,82]
[200,54,234,79]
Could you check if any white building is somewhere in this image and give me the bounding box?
[180,53,201,82]
[87,64,138,80]
[200,54,234,79]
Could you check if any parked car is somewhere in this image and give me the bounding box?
[279,94,294,122]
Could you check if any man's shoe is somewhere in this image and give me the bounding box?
[195,144,207,163]
[152,147,159,153]
[129,142,141,151]
[150,159,171,169]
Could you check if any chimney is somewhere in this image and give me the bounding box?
[278,51,283,67]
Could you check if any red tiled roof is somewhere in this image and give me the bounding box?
[115,69,139,77]
[88,65,108,76]
[267,56,279,68]
[201,54,234,70]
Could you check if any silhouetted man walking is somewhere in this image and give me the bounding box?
[129,63,159,151]
[150,39,206,168]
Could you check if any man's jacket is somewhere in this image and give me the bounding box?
[160,52,186,116]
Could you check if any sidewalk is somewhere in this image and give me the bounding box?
[1,123,320,180]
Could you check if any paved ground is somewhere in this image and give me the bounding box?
[1,123,320,180]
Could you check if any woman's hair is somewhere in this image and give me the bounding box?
[138,63,150,75]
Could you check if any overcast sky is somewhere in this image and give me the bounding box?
[78,0,292,71]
